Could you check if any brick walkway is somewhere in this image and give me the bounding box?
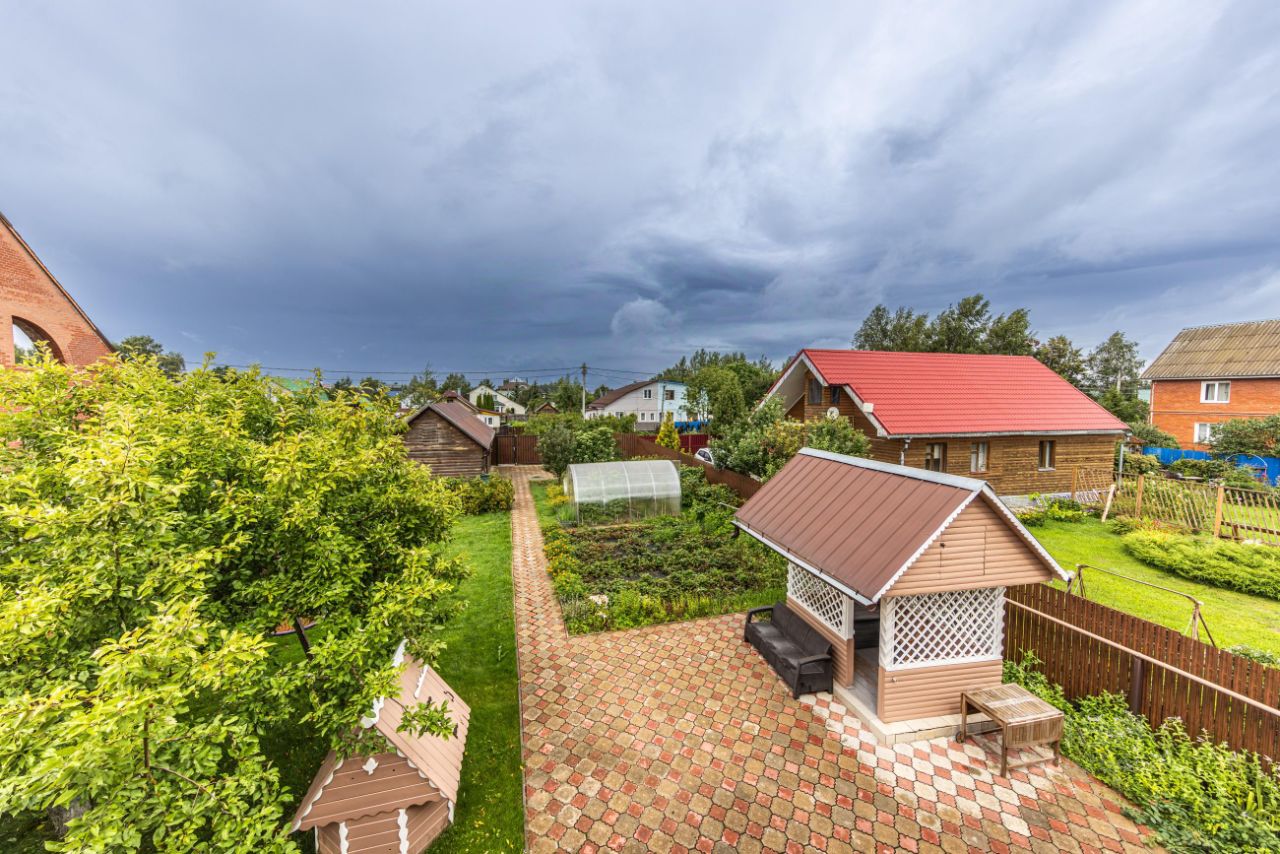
[508,467,1155,854]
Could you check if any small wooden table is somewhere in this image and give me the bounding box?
[958,684,1064,777]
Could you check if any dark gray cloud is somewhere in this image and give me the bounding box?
[3,1,1279,383]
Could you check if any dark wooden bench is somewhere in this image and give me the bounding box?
[744,602,834,698]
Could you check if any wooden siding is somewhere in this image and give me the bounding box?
[787,596,855,687]
[403,408,489,477]
[793,368,1118,494]
[296,752,441,831]
[876,659,1003,722]
[315,801,449,854]
[889,497,1055,596]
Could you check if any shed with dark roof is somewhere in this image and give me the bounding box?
[735,449,1066,725]
[403,401,496,477]
[292,644,470,854]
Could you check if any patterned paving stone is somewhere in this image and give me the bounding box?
[505,467,1158,853]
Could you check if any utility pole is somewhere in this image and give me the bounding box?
[581,363,588,415]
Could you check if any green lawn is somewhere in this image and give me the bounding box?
[426,509,523,853]
[1032,517,1280,656]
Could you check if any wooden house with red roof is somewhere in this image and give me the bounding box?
[292,643,470,854]
[760,349,1127,496]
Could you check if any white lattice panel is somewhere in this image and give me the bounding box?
[879,586,1004,670]
[787,563,851,637]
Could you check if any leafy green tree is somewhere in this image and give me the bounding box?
[439,373,471,395]
[1087,331,1144,393]
[573,423,618,465]
[656,413,681,451]
[1097,386,1149,424]
[1035,335,1087,386]
[538,420,577,478]
[1128,421,1179,449]
[549,378,586,413]
[659,350,777,407]
[0,354,465,851]
[853,305,931,351]
[1210,414,1280,458]
[116,334,186,377]
[402,365,438,405]
[711,398,870,479]
[358,376,389,396]
[929,295,994,354]
[805,412,872,459]
[687,365,746,433]
[476,391,496,410]
[853,293,1035,356]
[983,308,1035,356]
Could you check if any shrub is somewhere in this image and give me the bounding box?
[1123,530,1280,600]
[1015,509,1046,527]
[1122,452,1163,475]
[1225,645,1280,668]
[655,413,681,451]
[1169,458,1232,480]
[1006,653,1280,852]
[443,476,514,514]
[678,464,739,511]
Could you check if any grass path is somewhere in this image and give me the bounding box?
[1032,517,1280,655]
[428,508,523,853]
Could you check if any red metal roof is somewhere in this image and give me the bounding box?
[734,449,1064,601]
[797,349,1127,436]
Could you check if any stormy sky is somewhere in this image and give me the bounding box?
[3,1,1280,386]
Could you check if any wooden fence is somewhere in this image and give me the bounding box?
[1071,467,1280,547]
[614,433,762,500]
[493,433,542,466]
[1006,584,1280,761]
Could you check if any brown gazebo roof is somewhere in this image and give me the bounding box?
[733,449,1064,603]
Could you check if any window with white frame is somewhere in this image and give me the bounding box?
[969,442,989,473]
[1194,422,1220,444]
[1201,381,1231,403]
[643,388,653,399]
[879,587,1004,670]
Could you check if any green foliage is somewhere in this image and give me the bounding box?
[655,413,681,451]
[1122,452,1163,475]
[1006,653,1280,853]
[1087,331,1144,396]
[1127,421,1179,449]
[678,465,739,511]
[1097,386,1148,424]
[1017,497,1087,528]
[1225,645,1280,668]
[115,334,186,377]
[1034,335,1087,386]
[536,481,786,634]
[444,477,515,514]
[573,422,618,465]
[686,365,747,431]
[1169,458,1233,480]
[1210,414,1280,458]
[1123,530,1280,601]
[537,421,577,478]
[710,397,870,480]
[475,391,496,410]
[853,293,1035,356]
[657,350,777,409]
[0,354,466,850]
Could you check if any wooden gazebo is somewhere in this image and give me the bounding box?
[292,643,470,853]
[734,449,1068,732]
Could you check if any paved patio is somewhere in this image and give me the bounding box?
[508,467,1156,853]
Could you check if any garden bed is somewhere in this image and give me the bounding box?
[533,470,786,634]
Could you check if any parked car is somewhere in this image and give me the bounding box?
[694,447,715,466]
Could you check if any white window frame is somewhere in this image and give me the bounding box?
[1194,422,1219,444]
[1038,440,1056,471]
[969,441,989,474]
[1201,381,1231,403]
[643,388,653,400]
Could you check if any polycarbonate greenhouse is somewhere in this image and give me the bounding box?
[562,459,682,525]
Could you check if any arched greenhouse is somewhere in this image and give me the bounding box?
[562,459,682,525]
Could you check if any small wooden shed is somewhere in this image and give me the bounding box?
[734,449,1067,725]
[403,401,496,477]
[292,644,470,854]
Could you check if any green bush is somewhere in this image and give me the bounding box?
[1015,509,1046,527]
[1122,452,1163,475]
[1123,530,1280,600]
[1169,458,1232,480]
[443,476,515,514]
[1225,645,1280,668]
[1006,653,1280,853]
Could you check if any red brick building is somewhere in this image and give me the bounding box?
[760,349,1128,496]
[1142,320,1280,449]
[1,213,112,367]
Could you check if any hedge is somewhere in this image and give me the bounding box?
[1123,530,1280,601]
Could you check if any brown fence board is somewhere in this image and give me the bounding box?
[1006,584,1279,761]
[613,433,762,500]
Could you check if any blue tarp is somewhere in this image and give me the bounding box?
[1142,446,1280,486]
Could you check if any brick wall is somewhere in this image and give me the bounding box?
[791,368,1118,494]
[1150,378,1280,450]
[1,218,112,367]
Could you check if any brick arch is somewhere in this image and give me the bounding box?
[11,315,65,363]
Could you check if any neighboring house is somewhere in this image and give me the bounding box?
[1141,319,1280,450]
[403,400,496,477]
[586,380,690,430]
[291,641,470,853]
[1,212,113,367]
[531,401,559,415]
[760,349,1128,496]
[468,384,526,418]
[498,377,529,393]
